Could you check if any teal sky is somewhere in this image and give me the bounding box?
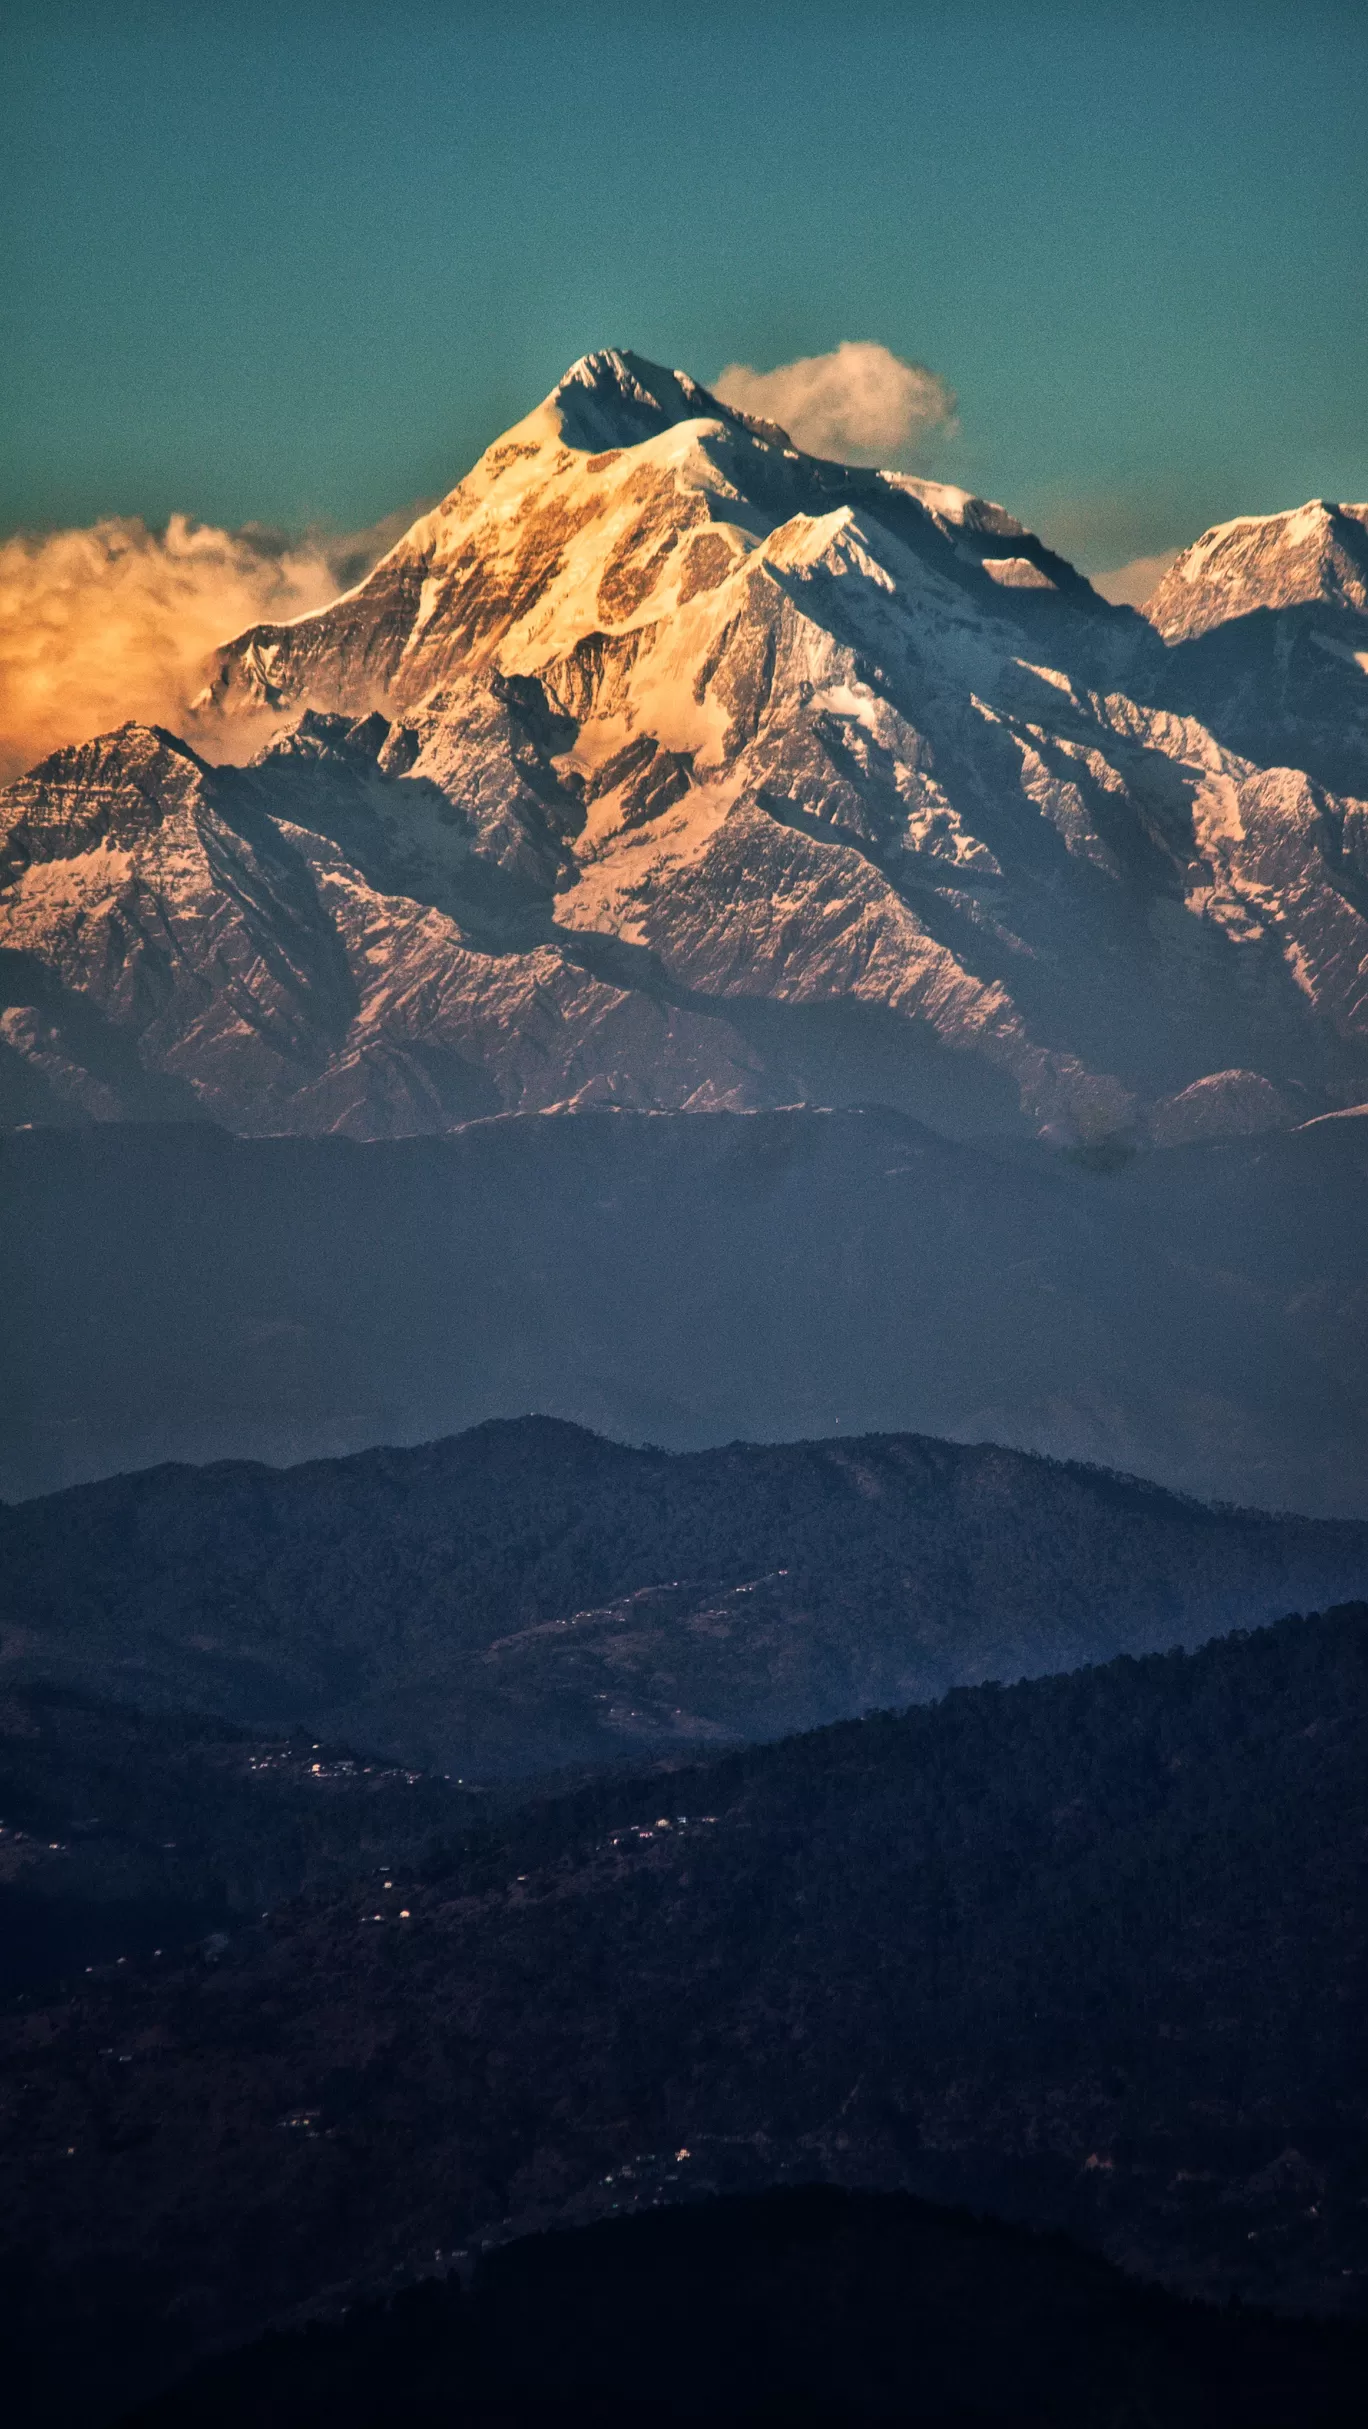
[3,0,1366,569]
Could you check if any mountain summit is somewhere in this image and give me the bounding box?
[3,352,1367,1139]
[1147,500,1368,641]
[197,345,1099,732]
[1141,499,1368,795]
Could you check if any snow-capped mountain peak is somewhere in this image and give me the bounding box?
[3,352,1367,1144]
[547,347,792,454]
[1147,498,1368,641]
[193,351,1103,738]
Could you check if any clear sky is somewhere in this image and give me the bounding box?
[3,0,1366,570]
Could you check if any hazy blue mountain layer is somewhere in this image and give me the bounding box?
[5,1105,1367,1516]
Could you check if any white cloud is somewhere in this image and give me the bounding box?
[0,507,420,783]
[1089,549,1181,608]
[713,342,958,466]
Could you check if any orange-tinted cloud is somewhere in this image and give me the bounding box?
[714,342,958,466]
[0,508,422,782]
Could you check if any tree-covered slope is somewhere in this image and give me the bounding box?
[5,1411,1368,1772]
[3,1604,1365,2423]
[0,1686,475,1997]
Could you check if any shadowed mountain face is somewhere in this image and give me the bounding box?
[3,1605,1365,2425]
[5,1106,1367,1518]
[2,352,1367,1141]
[4,1409,1366,1775]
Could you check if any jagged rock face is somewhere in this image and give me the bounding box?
[3,351,1368,1139]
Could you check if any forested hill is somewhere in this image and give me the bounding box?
[4,1603,1365,2424]
[4,1417,1368,1773]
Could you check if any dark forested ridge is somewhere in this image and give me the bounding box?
[4,1415,1368,1773]
[4,1106,1368,1517]
[123,2188,1368,2429]
[3,1605,1365,2424]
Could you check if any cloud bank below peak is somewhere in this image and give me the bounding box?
[0,508,422,781]
[713,341,958,466]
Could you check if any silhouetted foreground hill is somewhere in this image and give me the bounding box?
[122,2188,1368,2429]
[5,1415,1368,1772]
[3,1605,1364,2425]
[5,1107,1368,1517]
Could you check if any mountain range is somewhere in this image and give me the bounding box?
[6,348,1368,2429]
[3,351,1367,1144]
